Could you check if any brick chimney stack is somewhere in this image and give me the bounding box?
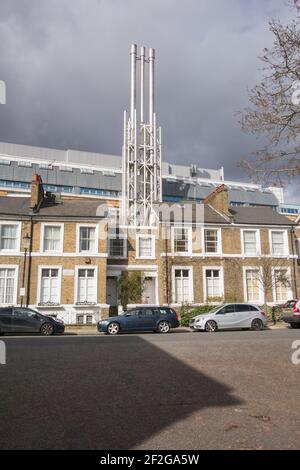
[30,174,44,212]
[204,184,232,219]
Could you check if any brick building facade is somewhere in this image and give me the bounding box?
[0,176,298,324]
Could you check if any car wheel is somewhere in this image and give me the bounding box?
[157,321,170,334]
[40,323,55,336]
[205,320,218,332]
[290,323,300,329]
[107,322,120,335]
[251,318,264,331]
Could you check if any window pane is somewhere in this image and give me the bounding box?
[174,269,191,303]
[44,226,61,251]
[274,269,289,302]
[272,232,284,255]
[244,231,257,254]
[246,270,260,302]
[109,238,124,257]
[174,228,189,252]
[79,227,96,252]
[206,270,221,297]
[139,237,152,257]
[0,224,18,250]
[40,268,59,303]
[204,230,218,253]
[0,268,16,304]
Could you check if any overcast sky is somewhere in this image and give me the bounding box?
[0,0,298,202]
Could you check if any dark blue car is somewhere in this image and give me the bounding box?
[97,306,180,335]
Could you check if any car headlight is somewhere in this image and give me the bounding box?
[196,318,204,324]
[55,318,64,324]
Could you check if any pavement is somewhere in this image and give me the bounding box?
[64,322,289,336]
[0,328,300,450]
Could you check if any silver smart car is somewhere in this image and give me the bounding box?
[189,303,267,332]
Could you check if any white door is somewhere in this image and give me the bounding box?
[106,277,118,306]
[142,277,156,304]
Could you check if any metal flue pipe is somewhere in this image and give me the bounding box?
[140,46,145,123]
[130,44,137,124]
[149,48,155,127]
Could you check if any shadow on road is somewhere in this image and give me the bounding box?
[0,336,242,449]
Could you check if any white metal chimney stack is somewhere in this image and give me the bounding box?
[122,44,162,226]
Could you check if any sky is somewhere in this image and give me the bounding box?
[0,0,298,202]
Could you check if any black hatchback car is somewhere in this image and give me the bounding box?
[0,307,65,336]
[97,306,180,335]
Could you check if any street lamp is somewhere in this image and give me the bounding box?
[20,234,31,308]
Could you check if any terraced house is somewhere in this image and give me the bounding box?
[0,174,298,324]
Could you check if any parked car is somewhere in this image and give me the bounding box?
[282,299,300,329]
[189,303,267,332]
[279,299,297,316]
[97,306,180,335]
[0,307,65,336]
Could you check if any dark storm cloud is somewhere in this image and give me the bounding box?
[0,0,297,199]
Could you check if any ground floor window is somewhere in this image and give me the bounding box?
[274,269,290,302]
[174,269,192,303]
[205,269,221,298]
[0,267,16,304]
[40,268,60,304]
[77,268,96,304]
[76,313,94,325]
[245,269,260,302]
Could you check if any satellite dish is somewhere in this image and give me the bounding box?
[0,80,6,104]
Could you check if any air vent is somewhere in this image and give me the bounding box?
[102,170,116,177]
[39,163,53,170]
[17,161,32,168]
[59,166,73,172]
[80,168,94,175]
[0,159,11,166]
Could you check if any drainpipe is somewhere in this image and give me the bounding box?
[26,216,34,308]
[291,228,298,299]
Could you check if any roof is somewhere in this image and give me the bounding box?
[0,197,106,218]
[0,196,294,226]
[229,206,295,226]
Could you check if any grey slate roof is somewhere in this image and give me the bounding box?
[0,196,294,225]
[0,197,106,219]
[229,206,295,226]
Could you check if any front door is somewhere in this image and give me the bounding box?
[142,277,156,304]
[106,277,118,306]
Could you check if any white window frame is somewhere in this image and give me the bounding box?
[108,234,127,259]
[172,266,194,304]
[40,223,64,254]
[241,229,261,257]
[74,266,98,305]
[243,266,264,304]
[272,267,293,303]
[37,265,62,305]
[202,228,222,255]
[171,226,192,255]
[0,265,19,306]
[76,224,99,255]
[0,221,21,253]
[269,230,289,256]
[202,266,224,302]
[76,313,95,325]
[136,234,156,260]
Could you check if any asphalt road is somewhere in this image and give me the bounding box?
[0,329,299,450]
